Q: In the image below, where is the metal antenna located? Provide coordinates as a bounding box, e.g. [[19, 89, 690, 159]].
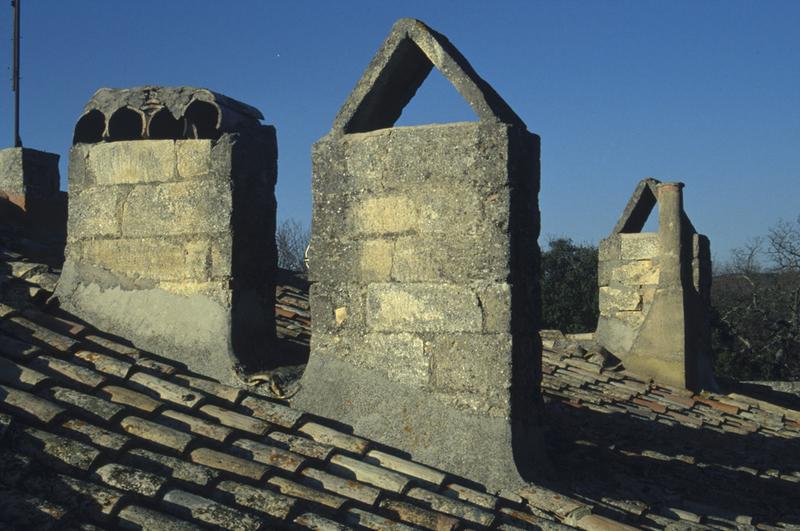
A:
[[12, 0, 21, 147]]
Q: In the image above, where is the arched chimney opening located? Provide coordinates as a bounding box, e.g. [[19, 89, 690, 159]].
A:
[[148, 108, 183, 140], [108, 107, 145, 141], [183, 100, 220, 139], [73, 109, 105, 144]]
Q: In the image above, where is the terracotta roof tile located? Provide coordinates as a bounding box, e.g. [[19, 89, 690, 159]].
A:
[[27, 355, 106, 389], [123, 447, 219, 487], [0, 316, 79, 352], [215, 479, 296, 520], [344, 507, 416, 530], [62, 417, 130, 451], [99, 385, 162, 413], [82, 334, 139, 358], [301, 466, 381, 505], [239, 394, 304, 428], [293, 512, 350, 531], [13, 425, 101, 472], [0, 356, 49, 389], [366, 449, 447, 487], [92, 462, 166, 497], [441, 482, 498, 510], [266, 475, 347, 509], [74, 349, 132, 378], [267, 429, 335, 461], [199, 403, 271, 435], [174, 373, 243, 403], [128, 371, 204, 408], [406, 486, 496, 526], [1, 384, 65, 423], [135, 356, 178, 376], [299, 421, 370, 454], [380, 499, 459, 531], [120, 415, 193, 452], [160, 408, 233, 442], [329, 453, 410, 493], [162, 489, 264, 531], [117, 504, 197, 530], [231, 437, 305, 472], [189, 447, 269, 481]]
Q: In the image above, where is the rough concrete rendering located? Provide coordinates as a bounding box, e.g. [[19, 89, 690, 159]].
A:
[[294, 18, 544, 490], [0, 147, 66, 240], [596, 178, 715, 390], [56, 87, 277, 384]]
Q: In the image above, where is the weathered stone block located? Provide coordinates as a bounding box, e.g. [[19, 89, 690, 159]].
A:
[[364, 332, 428, 386], [67, 186, 125, 240], [121, 180, 231, 237], [620, 233, 659, 260], [77, 237, 211, 282], [68, 145, 91, 190], [599, 286, 642, 311], [309, 283, 367, 334], [391, 232, 509, 283], [610, 259, 660, 286], [351, 195, 419, 235], [87, 140, 176, 185], [476, 283, 512, 333], [598, 235, 620, 261], [210, 238, 232, 279], [359, 240, 394, 282], [367, 283, 482, 333], [176, 140, 212, 179], [314, 330, 430, 388], [427, 333, 512, 412], [598, 259, 615, 287]]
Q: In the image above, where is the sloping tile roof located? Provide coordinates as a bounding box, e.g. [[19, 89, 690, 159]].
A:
[[540, 333, 800, 528], [0, 249, 607, 530], [2, 242, 799, 529]]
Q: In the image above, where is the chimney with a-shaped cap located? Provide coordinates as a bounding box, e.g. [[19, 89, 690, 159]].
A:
[[294, 18, 546, 490], [596, 179, 715, 391]]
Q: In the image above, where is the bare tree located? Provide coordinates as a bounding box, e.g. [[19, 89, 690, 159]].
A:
[[712, 220, 800, 380], [276, 218, 310, 272], [768, 216, 800, 272]]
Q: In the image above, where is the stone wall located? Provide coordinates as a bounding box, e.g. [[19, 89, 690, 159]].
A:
[[596, 179, 714, 390], [294, 19, 544, 490], [0, 147, 67, 244], [56, 87, 277, 384]]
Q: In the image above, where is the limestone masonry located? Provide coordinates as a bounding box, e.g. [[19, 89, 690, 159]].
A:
[[294, 18, 545, 490], [55, 87, 278, 384], [596, 178, 715, 390], [0, 147, 66, 242]]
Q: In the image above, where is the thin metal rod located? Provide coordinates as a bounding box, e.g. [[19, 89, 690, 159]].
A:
[[12, 0, 21, 147]]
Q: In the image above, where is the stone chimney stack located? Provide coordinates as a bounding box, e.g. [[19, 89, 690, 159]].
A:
[[56, 87, 277, 384], [294, 19, 545, 490], [596, 179, 714, 390], [0, 147, 66, 243]]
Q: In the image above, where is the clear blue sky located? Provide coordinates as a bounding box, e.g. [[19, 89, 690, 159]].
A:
[[0, 1, 797, 263]]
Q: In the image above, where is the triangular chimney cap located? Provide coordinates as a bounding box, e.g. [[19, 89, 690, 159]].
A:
[[612, 177, 697, 234], [331, 18, 524, 135]]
